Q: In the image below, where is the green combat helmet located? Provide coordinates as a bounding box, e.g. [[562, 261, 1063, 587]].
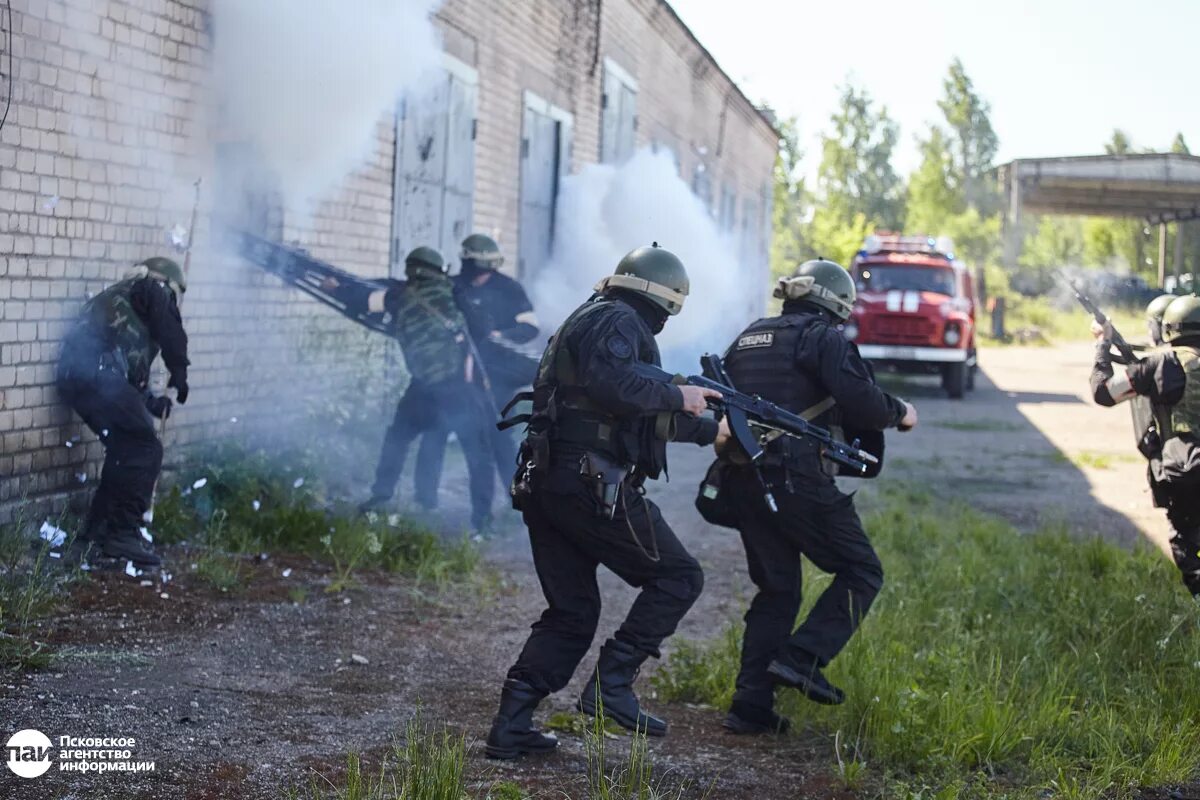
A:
[[460, 233, 504, 269], [594, 242, 689, 315], [126, 256, 186, 296], [405, 246, 447, 277], [774, 258, 856, 321], [1146, 293, 1176, 345], [1162, 294, 1200, 344]]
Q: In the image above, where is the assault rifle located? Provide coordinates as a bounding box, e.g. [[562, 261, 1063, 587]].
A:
[[639, 354, 878, 510], [1065, 278, 1139, 363]]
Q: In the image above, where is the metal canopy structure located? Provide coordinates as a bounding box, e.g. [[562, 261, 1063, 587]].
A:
[[999, 153, 1200, 285]]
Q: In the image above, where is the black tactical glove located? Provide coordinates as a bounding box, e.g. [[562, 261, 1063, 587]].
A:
[[168, 372, 189, 404], [146, 394, 173, 420]]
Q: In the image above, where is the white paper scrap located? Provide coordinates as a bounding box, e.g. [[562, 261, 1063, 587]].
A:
[[39, 521, 67, 548], [192, 478, 208, 490]]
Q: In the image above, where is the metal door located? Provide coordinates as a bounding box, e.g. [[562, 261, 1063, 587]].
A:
[[601, 65, 637, 164], [393, 64, 477, 272], [518, 106, 562, 280]]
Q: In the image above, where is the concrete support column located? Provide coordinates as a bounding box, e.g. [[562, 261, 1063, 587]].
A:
[[1158, 223, 1168, 288], [1002, 166, 1023, 269], [1175, 221, 1185, 288]]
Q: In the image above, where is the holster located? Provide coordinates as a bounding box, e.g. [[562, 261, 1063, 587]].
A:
[[579, 450, 630, 520], [510, 431, 549, 511]]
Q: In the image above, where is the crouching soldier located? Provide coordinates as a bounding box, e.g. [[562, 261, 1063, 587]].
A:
[[57, 257, 190, 569], [485, 244, 721, 759], [719, 259, 916, 733]]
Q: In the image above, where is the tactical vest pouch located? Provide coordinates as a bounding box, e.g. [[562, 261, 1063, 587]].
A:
[[579, 451, 629, 520], [1156, 435, 1200, 488], [695, 459, 739, 529]]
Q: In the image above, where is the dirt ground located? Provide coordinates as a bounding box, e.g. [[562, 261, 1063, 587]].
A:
[[0, 344, 1175, 799]]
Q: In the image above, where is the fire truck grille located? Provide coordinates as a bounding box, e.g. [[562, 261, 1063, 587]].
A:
[[872, 314, 935, 344]]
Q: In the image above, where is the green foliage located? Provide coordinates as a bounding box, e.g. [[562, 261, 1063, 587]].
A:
[[0, 510, 80, 671], [584, 701, 695, 800], [655, 486, 1200, 798], [283, 716, 467, 800], [771, 117, 808, 277], [938, 58, 1000, 215], [816, 83, 904, 232], [156, 444, 478, 591]]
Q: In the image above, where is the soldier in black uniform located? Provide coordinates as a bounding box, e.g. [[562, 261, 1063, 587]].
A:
[[56, 257, 191, 568], [414, 234, 539, 510], [484, 244, 722, 759], [1091, 294, 1200, 596], [718, 259, 917, 734]]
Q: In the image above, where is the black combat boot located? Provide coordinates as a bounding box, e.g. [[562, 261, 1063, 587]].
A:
[[767, 649, 844, 706], [358, 493, 392, 514], [577, 639, 667, 737], [722, 699, 792, 735], [101, 530, 161, 569], [485, 678, 558, 760]]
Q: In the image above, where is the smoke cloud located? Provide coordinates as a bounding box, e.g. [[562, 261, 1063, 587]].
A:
[[212, 0, 443, 209], [531, 149, 763, 371]]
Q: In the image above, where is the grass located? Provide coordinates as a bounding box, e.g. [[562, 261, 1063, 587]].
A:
[[155, 443, 479, 592], [284, 715, 470, 800], [0, 507, 83, 671], [652, 484, 1200, 799], [931, 420, 1026, 433], [983, 298, 1146, 348], [1052, 450, 1142, 470]]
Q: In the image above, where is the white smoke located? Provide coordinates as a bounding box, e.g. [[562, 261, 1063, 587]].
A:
[[532, 149, 762, 372], [212, 0, 444, 209]]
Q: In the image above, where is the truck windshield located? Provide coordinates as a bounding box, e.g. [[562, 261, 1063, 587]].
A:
[[857, 265, 956, 296]]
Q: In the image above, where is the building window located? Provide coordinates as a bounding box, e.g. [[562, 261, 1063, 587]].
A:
[[600, 58, 638, 165]]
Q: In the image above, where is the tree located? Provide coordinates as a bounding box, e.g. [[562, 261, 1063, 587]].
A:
[[1171, 133, 1190, 154], [937, 58, 999, 213], [770, 117, 808, 277], [1105, 129, 1133, 155], [815, 83, 904, 232], [905, 125, 963, 234]]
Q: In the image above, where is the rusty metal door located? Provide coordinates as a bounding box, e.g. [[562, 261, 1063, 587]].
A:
[[393, 64, 477, 273], [518, 106, 562, 280]]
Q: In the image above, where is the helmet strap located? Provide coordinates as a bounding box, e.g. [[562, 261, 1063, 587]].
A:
[[774, 275, 852, 318], [594, 274, 686, 315]]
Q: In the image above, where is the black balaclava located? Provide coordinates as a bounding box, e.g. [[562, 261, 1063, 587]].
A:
[[608, 288, 670, 335], [459, 258, 491, 283], [782, 298, 835, 321]]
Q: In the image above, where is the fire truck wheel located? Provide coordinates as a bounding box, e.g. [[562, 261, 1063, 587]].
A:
[[942, 362, 967, 400]]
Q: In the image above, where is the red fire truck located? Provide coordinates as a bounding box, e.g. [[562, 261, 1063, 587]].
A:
[[844, 234, 979, 399]]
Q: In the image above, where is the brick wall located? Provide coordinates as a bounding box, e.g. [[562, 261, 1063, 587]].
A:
[[0, 0, 777, 523]]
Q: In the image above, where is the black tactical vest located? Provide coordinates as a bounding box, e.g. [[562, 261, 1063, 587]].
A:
[[724, 313, 839, 477], [529, 297, 663, 474], [725, 314, 830, 419]]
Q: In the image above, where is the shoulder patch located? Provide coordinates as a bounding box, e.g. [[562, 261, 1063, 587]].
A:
[[606, 334, 634, 360], [736, 331, 775, 350]]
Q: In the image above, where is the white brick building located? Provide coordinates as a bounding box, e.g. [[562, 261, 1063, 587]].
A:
[[0, 0, 778, 522]]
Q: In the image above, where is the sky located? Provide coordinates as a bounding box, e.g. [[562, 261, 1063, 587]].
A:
[[668, 0, 1199, 180]]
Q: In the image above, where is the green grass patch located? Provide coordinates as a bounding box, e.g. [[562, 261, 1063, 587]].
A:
[[284, 715, 469, 800], [156, 444, 479, 591], [0, 509, 83, 671], [983, 298, 1146, 348], [931, 420, 1027, 433], [653, 485, 1200, 798], [1052, 450, 1142, 470]]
